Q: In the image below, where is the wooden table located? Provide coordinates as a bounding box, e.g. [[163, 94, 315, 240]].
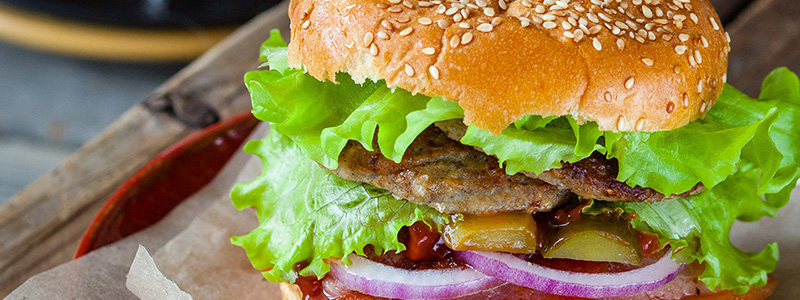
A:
[[0, 0, 798, 297]]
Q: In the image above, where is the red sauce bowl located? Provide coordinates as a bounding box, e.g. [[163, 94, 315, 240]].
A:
[[75, 112, 259, 258]]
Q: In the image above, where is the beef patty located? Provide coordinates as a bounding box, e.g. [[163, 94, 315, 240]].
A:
[[328, 122, 702, 215], [328, 127, 574, 215], [434, 120, 704, 204]]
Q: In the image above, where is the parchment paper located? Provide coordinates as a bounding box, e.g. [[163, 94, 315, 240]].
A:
[[4, 120, 800, 299]]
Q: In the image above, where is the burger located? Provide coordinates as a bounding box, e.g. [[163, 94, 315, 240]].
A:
[[231, 0, 800, 299]]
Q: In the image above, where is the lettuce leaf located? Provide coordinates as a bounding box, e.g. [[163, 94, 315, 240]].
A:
[[585, 164, 780, 294], [584, 68, 800, 293], [231, 131, 448, 283]]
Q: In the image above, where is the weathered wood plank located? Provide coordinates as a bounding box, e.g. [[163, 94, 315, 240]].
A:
[[0, 1, 289, 297], [726, 0, 800, 96]]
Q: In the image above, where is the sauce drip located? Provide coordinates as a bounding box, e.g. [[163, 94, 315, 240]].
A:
[[295, 276, 326, 300], [400, 221, 452, 261]]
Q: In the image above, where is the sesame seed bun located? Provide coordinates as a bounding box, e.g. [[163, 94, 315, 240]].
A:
[[286, 0, 730, 133]]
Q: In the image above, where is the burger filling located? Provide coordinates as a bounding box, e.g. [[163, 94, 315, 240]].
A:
[[231, 31, 800, 298]]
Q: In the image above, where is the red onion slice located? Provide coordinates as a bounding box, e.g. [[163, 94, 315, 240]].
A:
[[454, 250, 683, 298], [329, 254, 503, 300]]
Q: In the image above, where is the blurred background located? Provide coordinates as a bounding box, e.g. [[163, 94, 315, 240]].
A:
[[0, 0, 281, 203]]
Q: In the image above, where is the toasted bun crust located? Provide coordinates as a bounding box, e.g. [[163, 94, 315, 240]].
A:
[[287, 0, 729, 133]]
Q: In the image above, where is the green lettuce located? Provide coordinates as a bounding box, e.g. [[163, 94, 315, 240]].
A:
[[231, 131, 448, 282], [585, 68, 800, 293], [585, 164, 780, 294]]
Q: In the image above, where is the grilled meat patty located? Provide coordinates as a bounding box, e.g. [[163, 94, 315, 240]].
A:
[[434, 120, 704, 204], [328, 127, 574, 215]]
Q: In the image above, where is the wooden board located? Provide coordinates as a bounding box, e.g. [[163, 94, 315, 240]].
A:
[[725, 0, 800, 96], [0, 1, 289, 297], [2, 0, 800, 297]]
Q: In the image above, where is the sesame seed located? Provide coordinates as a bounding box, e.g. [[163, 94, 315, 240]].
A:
[[635, 118, 646, 131], [461, 32, 474, 44], [450, 35, 460, 47], [381, 20, 393, 30], [377, 31, 390, 40], [697, 80, 704, 93], [387, 6, 402, 13], [642, 6, 653, 18], [301, 20, 310, 29], [459, 22, 472, 28], [694, 50, 702, 64], [498, 0, 508, 10], [370, 43, 379, 56], [438, 19, 451, 29], [675, 45, 687, 55], [642, 57, 654, 66], [405, 64, 415, 76], [617, 38, 625, 50], [617, 115, 628, 131], [604, 91, 613, 102], [422, 47, 436, 55], [679, 33, 690, 42], [682, 93, 689, 108], [445, 7, 459, 15], [429, 65, 440, 79], [574, 29, 584, 41], [484, 7, 495, 17], [399, 27, 414, 36], [592, 38, 602, 51], [722, 73, 728, 83], [418, 17, 433, 25], [625, 77, 635, 89], [543, 21, 557, 29], [666, 101, 675, 113], [477, 23, 494, 32], [363, 32, 374, 47], [700, 101, 707, 113], [389, 0, 401, 4]]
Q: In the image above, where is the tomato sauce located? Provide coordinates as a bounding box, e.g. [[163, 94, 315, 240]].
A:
[[400, 221, 452, 262], [295, 276, 326, 300]]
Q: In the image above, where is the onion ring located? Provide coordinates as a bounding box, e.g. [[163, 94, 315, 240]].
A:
[[454, 250, 683, 298]]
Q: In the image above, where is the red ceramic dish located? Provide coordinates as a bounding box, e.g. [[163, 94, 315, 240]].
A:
[[75, 111, 260, 258]]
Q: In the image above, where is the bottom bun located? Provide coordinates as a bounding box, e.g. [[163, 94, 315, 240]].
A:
[[281, 264, 778, 300]]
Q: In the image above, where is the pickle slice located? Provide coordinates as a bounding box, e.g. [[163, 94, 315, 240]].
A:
[[542, 216, 642, 265], [442, 213, 537, 253]]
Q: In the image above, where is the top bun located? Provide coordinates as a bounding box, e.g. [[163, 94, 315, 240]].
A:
[[287, 0, 729, 133]]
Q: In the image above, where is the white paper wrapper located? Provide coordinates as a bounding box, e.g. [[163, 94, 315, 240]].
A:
[[5, 120, 800, 299], [127, 245, 193, 300]]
